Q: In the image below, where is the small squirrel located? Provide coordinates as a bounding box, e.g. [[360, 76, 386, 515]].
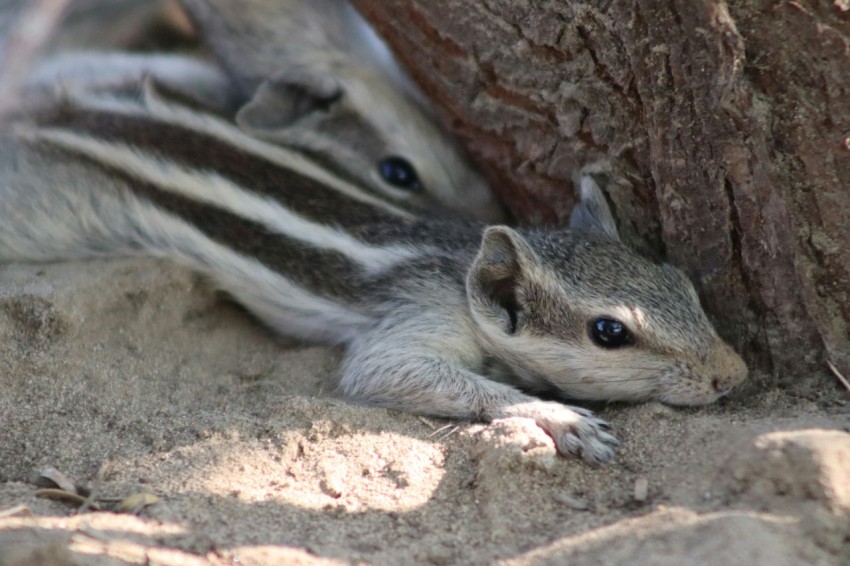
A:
[[0, 81, 748, 463], [178, 0, 506, 222], [21, 0, 504, 222]]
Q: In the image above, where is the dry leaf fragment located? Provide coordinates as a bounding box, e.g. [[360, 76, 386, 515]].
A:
[[35, 467, 79, 494], [553, 493, 590, 510], [0, 504, 32, 518], [35, 488, 100, 510], [116, 492, 160, 514]]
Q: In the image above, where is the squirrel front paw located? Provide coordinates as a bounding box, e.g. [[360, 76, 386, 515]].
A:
[[550, 406, 619, 465], [500, 401, 619, 464]]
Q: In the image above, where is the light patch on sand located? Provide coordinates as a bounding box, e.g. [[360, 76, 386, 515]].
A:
[[198, 431, 446, 513]]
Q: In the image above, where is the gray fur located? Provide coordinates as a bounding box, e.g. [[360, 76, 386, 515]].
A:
[[178, 0, 504, 222], [569, 175, 621, 241], [21, 0, 503, 222], [30, 0, 190, 54], [24, 52, 238, 114], [0, 1, 747, 463], [0, 93, 748, 463]]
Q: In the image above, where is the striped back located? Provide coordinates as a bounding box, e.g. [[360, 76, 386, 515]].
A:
[[2, 76, 483, 343]]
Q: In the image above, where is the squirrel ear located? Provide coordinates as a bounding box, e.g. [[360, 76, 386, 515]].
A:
[[467, 227, 539, 334], [235, 69, 343, 133], [568, 175, 621, 241]]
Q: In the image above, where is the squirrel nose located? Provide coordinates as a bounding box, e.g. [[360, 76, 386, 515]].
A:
[[708, 343, 748, 394], [711, 377, 733, 396]]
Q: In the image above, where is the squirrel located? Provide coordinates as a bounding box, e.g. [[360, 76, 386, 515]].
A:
[[0, 75, 748, 463], [18, 0, 504, 223]]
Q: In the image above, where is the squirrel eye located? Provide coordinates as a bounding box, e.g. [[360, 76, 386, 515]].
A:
[[589, 318, 633, 349], [377, 156, 423, 192]]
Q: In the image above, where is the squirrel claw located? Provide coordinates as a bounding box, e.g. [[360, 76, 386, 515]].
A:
[[555, 419, 619, 465], [502, 401, 620, 465], [548, 408, 619, 464]]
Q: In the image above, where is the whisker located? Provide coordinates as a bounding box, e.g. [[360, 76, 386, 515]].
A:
[[552, 375, 663, 386], [593, 376, 661, 383]]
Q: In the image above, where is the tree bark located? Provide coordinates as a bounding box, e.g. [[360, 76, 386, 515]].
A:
[[351, 0, 850, 393]]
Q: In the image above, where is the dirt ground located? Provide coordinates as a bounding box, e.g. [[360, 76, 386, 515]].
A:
[[1, 258, 848, 565]]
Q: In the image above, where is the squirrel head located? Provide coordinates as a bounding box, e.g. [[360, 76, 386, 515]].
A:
[[234, 64, 503, 223], [180, 0, 504, 223], [466, 176, 748, 406]]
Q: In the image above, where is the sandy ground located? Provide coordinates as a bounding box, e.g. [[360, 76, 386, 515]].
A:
[[0, 257, 848, 565]]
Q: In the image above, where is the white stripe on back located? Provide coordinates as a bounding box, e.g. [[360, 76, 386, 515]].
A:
[[27, 127, 422, 272], [70, 87, 416, 220], [122, 194, 376, 342]]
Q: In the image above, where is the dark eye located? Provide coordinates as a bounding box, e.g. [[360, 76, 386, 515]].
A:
[[377, 156, 423, 192], [589, 318, 633, 349]]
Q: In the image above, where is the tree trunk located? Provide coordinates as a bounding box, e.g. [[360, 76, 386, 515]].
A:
[[350, 0, 850, 394]]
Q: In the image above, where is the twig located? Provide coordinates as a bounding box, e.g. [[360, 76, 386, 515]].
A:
[[437, 425, 461, 440], [428, 423, 460, 440], [78, 460, 108, 513], [428, 423, 456, 437], [0, 0, 71, 124], [0, 503, 31, 518], [827, 360, 850, 396]]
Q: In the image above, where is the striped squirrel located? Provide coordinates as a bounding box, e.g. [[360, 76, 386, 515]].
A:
[[178, 0, 507, 221], [21, 0, 504, 221], [0, 80, 748, 463]]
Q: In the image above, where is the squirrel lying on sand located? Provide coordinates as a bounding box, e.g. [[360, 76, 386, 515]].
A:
[[0, 0, 747, 463]]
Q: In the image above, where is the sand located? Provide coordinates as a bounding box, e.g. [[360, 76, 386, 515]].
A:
[[1, 258, 848, 565]]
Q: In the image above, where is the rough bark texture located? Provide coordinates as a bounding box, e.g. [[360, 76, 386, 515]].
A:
[[351, 0, 850, 393]]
